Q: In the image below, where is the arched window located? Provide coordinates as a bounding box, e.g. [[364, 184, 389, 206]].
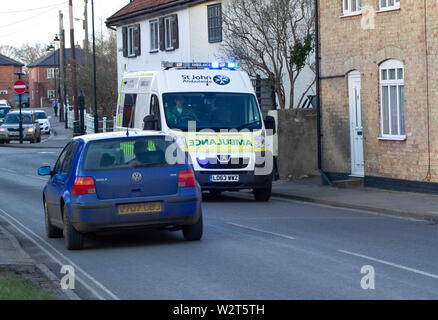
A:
[[379, 59, 405, 139]]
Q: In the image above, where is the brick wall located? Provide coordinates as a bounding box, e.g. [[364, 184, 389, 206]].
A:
[[0, 65, 23, 107], [28, 67, 50, 108], [319, 0, 438, 182]]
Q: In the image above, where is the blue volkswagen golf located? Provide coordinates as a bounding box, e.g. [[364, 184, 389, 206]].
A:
[[38, 132, 203, 250]]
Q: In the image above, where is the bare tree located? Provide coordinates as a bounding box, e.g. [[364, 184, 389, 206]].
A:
[[0, 44, 46, 65], [76, 30, 117, 118], [222, 0, 315, 109]]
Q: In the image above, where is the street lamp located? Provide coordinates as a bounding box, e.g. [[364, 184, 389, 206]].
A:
[[46, 42, 58, 117]]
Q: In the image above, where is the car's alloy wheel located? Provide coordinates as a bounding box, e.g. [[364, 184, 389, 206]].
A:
[[44, 200, 62, 238], [63, 204, 84, 250], [182, 211, 203, 241]]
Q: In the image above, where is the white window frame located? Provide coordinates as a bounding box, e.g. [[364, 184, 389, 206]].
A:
[[149, 20, 159, 52], [164, 16, 174, 51], [127, 25, 136, 57], [379, 59, 406, 140], [48, 90, 56, 99], [47, 68, 57, 79], [343, 0, 362, 16], [379, 0, 400, 12]]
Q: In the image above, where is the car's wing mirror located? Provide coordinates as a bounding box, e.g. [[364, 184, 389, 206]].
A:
[[143, 115, 159, 131], [38, 166, 52, 176], [264, 116, 276, 135]]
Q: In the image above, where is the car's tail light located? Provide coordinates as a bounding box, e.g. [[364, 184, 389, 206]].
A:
[[72, 177, 96, 195], [178, 169, 195, 188]]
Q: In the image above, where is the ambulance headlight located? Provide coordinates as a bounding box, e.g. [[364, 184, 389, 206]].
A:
[[254, 135, 265, 149]]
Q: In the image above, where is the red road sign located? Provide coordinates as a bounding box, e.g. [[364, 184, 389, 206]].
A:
[[14, 80, 26, 94]]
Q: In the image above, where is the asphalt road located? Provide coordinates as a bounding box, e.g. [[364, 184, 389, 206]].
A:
[[0, 146, 438, 299]]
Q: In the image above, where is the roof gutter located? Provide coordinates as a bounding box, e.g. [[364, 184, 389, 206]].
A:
[[106, 0, 208, 27]]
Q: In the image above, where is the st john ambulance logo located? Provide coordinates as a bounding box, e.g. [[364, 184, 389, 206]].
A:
[[213, 75, 231, 86]]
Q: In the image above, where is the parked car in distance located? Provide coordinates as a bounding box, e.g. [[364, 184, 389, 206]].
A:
[[38, 132, 203, 250], [0, 110, 41, 144], [0, 105, 11, 125], [0, 99, 10, 107], [32, 109, 51, 134]]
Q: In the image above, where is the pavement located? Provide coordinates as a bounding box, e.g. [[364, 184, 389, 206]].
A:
[[0, 223, 79, 300], [272, 177, 438, 222]]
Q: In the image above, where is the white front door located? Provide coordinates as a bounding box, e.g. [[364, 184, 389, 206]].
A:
[[348, 71, 364, 177]]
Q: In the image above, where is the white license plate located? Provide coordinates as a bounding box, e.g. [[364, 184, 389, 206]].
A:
[[210, 175, 239, 182], [9, 132, 19, 136]]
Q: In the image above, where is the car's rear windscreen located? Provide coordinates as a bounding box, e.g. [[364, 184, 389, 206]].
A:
[[82, 136, 185, 171]]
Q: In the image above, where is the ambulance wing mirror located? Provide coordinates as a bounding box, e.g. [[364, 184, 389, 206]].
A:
[[143, 115, 159, 131], [264, 116, 276, 135]]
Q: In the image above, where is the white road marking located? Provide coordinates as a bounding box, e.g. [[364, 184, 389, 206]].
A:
[[2, 168, 17, 174], [25, 174, 47, 181], [226, 222, 296, 240], [38, 152, 56, 154], [339, 250, 438, 280], [0, 208, 120, 300]]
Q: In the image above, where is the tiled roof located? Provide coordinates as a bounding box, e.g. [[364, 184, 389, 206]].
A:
[[106, 0, 195, 26], [27, 48, 85, 68], [0, 53, 24, 67]]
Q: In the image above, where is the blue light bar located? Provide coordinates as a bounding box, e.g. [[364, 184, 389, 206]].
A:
[[227, 62, 238, 69], [162, 61, 239, 70]]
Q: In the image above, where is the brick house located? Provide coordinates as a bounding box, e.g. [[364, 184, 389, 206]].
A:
[[27, 48, 84, 108], [318, 0, 438, 193], [0, 53, 24, 107]]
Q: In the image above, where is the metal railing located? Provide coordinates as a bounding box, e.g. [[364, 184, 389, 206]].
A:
[[66, 105, 114, 134]]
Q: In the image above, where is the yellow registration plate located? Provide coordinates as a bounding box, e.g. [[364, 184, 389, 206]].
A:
[[118, 202, 162, 215]]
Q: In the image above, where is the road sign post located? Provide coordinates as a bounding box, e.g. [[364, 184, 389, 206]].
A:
[[13, 78, 26, 144]]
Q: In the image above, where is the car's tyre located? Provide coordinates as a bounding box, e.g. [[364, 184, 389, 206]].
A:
[[5, 140, 9, 144], [253, 185, 272, 202], [63, 204, 84, 250], [44, 200, 62, 238], [182, 211, 203, 241]]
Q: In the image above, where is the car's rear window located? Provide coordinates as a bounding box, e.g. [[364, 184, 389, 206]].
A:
[[35, 112, 48, 119], [82, 136, 185, 171]]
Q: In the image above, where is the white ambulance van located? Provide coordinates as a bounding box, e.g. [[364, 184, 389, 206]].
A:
[[115, 62, 276, 201]]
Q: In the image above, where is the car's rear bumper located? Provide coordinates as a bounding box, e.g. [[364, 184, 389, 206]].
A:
[[0, 133, 36, 141], [69, 193, 201, 233], [195, 170, 273, 191]]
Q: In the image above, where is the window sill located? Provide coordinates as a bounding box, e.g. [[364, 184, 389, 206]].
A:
[[378, 136, 406, 141], [340, 12, 362, 18], [149, 50, 159, 54], [376, 7, 400, 13]]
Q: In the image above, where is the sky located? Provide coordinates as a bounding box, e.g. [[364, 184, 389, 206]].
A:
[[0, 0, 129, 48]]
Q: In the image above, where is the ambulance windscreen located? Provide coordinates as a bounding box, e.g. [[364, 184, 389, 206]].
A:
[[162, 92, 262, 132]]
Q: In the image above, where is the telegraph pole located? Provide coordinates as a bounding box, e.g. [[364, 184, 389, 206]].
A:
[[59, 11, 66, 124], [84, 0, 89, 64], [92, 0, 98, 133], [69, 0, 79, 124]]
